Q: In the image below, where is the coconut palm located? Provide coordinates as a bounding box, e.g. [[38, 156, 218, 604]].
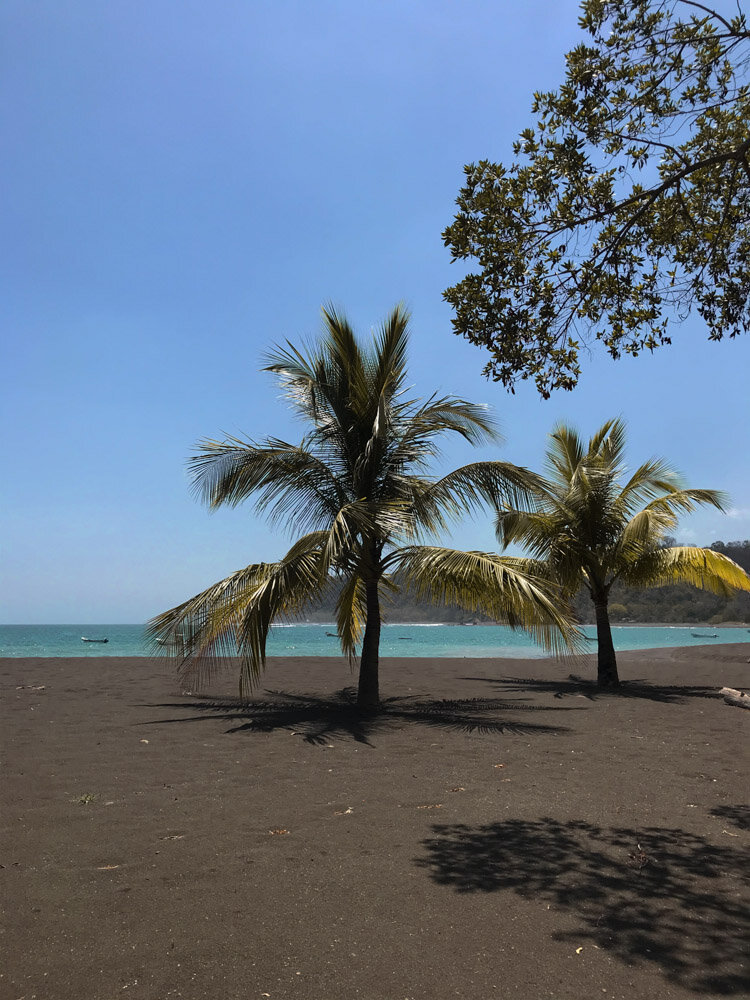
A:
[[495, 418, 750, 687], [147, 305, 580, 708]]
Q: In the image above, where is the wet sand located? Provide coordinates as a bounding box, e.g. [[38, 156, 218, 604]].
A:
[[2, 645, 749, 999]]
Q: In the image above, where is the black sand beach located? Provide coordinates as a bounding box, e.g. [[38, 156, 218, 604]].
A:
[[2, 646, 749, 999]]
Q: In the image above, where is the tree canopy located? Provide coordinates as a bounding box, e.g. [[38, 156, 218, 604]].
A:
[[444, 0, 750, 397]]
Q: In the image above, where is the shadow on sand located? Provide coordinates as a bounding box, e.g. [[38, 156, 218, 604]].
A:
[[463, 674, 724, 704], [142, 688, 580, 746], [417, 816, 749, 994], [710, 804, 750, 832]]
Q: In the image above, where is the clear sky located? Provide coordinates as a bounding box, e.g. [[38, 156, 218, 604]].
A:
[[2, 0, 749, 623]]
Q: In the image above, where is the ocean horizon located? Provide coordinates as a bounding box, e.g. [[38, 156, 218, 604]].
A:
[[1, 622, 748, 659]]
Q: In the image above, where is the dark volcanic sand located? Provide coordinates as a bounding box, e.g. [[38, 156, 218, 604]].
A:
[[2, 647, 749, 1000]]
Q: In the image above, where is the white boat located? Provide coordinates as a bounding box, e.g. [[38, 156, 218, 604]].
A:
[[81, 636, 109, 643]]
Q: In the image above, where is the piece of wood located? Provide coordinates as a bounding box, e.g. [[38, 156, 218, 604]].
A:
[[720, 687, 750, 709]]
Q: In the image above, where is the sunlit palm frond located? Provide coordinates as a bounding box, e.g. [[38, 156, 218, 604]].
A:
[[262, 339, 328, 424], [372, 303, 410, 401], [321, 500, 412, 569], [641, 488, 729, 520], [233, 536, 330, 694], [495, 508, 561, 555], [189, 437, 345, 533], [619, 546, 750, 596], [334, 573, 367, 662], [613, 507, 680, 561], [590, 417, 626, 467], [320, 304, 370, 422], [545, 423, 585, 486], [146, 562, 277, 688], [429, 461, 545, 524], [387, 396, 499, 472], [147, 535, 331, 697], [611, 458, 685, 519], [393, 545, 582, 655]]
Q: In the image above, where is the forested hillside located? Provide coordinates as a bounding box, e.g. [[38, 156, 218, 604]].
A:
[[301, 541, 750, 625]]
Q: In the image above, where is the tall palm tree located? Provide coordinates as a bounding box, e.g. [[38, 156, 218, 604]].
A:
[[147, 306, 579, 708], [495, 418, 750, 687]]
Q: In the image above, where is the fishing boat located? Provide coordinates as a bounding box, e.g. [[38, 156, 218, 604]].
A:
[[691, 632, 718, 639], [81, 636, 109, 643]]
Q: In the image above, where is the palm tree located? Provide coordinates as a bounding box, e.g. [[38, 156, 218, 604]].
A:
[[495, 418, 750, 688], [147, 306, 579, 708]]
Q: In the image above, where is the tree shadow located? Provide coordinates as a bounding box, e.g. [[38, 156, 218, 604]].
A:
[[463, 674, 722, 704], [417, 817, 749, 994], [141, 687, 578, 746], [711, 805, 750, 832]]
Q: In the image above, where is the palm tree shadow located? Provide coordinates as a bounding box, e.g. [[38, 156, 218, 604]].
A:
[[710, 804, 750, 831], [417, 817, 749, 995], [463, 674, 722, 704], [141, 687, 577, 746]]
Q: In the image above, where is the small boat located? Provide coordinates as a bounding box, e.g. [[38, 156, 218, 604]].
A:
[[691, 632, 718, 639], [81, 636, 109, 643]]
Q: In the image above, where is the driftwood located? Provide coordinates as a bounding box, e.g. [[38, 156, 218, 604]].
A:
[[720, 687, 750, 710]]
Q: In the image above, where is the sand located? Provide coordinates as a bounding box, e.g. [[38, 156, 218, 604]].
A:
[[2, 646, 749, 1000]]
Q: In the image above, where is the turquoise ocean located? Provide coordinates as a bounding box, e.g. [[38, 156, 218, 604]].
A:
[[1, 623, 748, 659]]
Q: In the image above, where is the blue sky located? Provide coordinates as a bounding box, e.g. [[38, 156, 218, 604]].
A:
[[2, 0, 748, 623]]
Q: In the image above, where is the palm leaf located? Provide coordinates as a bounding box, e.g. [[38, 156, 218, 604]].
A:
[[147, 535, 330, 697], [619, 546, 750, 596], [334, 573, 367, 662], [393, 545, 582, 655]]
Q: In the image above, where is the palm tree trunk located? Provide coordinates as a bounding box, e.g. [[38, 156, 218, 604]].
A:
[[357, 578, 381, 710], [593, 596, 619, 687]]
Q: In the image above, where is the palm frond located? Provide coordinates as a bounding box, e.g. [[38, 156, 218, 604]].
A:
[[612, 458, 685, 519], [393, 545, 582, 655], [334, 573, 367, 662], [372, 303, 410, 402], [642, 488, 729, 519], [147, 535, 330, 697], [233, 538, 330, 694], [429, 461, 545, 523], [496, 508, 559, 554], [146, 562, 276, 688], [590, 417, 626, 466], [389, 396, 500, 466], [619, 546, 750, 596], [189, 437, 346, 533], [545, 423, 585, 486]]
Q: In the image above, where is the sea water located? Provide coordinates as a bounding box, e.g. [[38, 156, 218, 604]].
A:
[[0, 623, 747, 658]]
